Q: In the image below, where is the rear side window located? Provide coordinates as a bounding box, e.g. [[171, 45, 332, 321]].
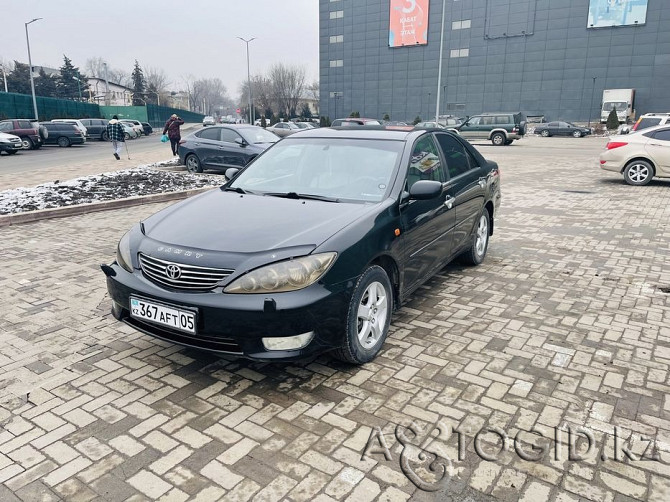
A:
[[196, 128, 220, 141], [652, 129, 670, 142], [636, 118, 662, 130], [495, 116, 511, 125], [18, 121, 32, 129], [482, 116, 495, 125], [436, 134, 472, 178]]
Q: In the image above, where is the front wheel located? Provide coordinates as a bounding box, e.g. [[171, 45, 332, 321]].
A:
[[461, 209, 490, 266], [623, 160, 654, 186], [57, 137, 70, 148], [491, 133, 505, 146], [185, 154, 203, 173], [334, 265, 393, 365], [540, 130, 550, 137], [124, 132, 130, 140], [572, 130, 582, 138]]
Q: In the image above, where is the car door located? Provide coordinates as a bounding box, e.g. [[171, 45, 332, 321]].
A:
[[400, 134, 457, 292], [192, 127, 222, 167], [458, 116, 482, 140], [436, 133, 487, 253], [219, 128, 250, 167], [645, 128, 670, 174]]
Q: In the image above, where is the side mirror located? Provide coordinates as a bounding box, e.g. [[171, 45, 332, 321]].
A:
[[408, 180, 442, 200], [235, 137, 247, 147], [225, 168, 240, 180]]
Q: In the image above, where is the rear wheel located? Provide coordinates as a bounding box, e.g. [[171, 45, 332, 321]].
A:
[[21, 137, 34, 150], [572, 130, 582, 138], [57, 137, 70, 148], [185, 154, 203, 173], [491, 133, 505, 146], [334, 265, 393, 365], [540, 129, 550, 137], [461, 209, 490, 266], [124, 132, 130, 140], [623, 160, 654, 186]]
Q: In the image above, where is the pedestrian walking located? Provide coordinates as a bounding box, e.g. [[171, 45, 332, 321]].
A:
[[106, 115, 125, 160], [163, 114, 185, 156]]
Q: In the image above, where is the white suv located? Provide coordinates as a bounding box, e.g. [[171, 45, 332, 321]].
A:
[[631, 113, 670, 132]]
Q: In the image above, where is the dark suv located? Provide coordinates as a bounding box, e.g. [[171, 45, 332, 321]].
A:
[[453, 112, 527, 145], [42, 123, 86, 147], [80, 119, 110, 141], [0, 119, 42, 149]]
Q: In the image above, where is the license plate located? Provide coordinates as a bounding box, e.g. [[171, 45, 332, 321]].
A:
[[130, 297, 196, 334]]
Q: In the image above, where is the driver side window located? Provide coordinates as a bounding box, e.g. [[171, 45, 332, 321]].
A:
[[407, 135, 445, 191]]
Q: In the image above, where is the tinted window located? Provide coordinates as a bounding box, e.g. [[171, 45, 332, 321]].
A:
[[547, 122, 558, 127], [407, 135, 445, 189], [495, 116, 511, 125], [18, 121, 32, 129], [636, 118, 662, 130], [652, 129, 670, 142], [482, 116, 495, 126], [196, 128, 220, 141], [436, 134, 472, 178], [220, 129, 241, 143]]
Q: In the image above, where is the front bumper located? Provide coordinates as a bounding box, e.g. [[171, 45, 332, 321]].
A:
[[0, 143, 21, 152], [103, 262, 353, 361]]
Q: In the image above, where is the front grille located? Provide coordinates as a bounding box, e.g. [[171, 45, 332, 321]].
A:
[[139, 253, 233, 291]]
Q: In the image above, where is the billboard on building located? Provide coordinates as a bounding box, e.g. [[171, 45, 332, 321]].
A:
[[389, 0, 429, 47], [587, 0, 648, 28]]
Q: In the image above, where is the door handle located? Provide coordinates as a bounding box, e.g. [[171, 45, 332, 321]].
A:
[[444, 196, 454, 209]]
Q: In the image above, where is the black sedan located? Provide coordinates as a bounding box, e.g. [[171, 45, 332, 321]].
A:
[[534, 121, 591, 138], [178, 125, 279, 173], [102, 127, 501, 363]]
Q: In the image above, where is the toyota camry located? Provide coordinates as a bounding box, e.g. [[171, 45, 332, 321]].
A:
[[102, 127, 501, 364]]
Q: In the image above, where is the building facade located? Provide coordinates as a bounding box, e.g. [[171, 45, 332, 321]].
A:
[[319, 0, 669, 123]]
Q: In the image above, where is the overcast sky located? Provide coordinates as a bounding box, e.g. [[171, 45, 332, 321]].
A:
[[1, 0, 319, 99]]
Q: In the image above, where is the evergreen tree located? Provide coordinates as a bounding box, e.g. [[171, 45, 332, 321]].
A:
[[413, 115, 422, 125], [57, 55, 83, 99], [6, 61, 32, 95], [34, 68, 58, 98], [131, 60, 146, 106], [606, 108, 619, 130], [300, 103, 312, 119], [383, 113, 390, 121]]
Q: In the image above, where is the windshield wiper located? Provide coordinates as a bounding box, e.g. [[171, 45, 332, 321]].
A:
[[222, 186, 253, 194], [264, 192, 340, 203]]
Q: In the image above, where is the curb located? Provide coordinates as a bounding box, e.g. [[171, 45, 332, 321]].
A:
[[0, 186, 216, 228]]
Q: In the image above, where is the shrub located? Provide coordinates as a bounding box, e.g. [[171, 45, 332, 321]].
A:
[[606, 109, 619, 130], [413, 115, 422, 125]]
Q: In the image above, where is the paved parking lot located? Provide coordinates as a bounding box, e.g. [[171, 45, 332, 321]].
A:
[[1, 136, 669, 501]]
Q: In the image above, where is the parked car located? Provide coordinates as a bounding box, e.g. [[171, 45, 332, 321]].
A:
[[178, 125, 280, 173], [42, 122, 86, 147], [0, 119, 43, 149], [121, 123, 140, 140], [383, 121, 410, 126], [415, 121, 444, 129], [203, 116, 216, 127], [331, 118, 382, 127], [102, 127, 500, 363], [534, 121, 591, 138], [631, 113, 670, 133], [141, 122, 153, 135], [600, 124, 670, 186], [452, 112, 527, 145], [120, 120, 144, 137], [51, 119, 88, 138], [265, 121, 301, 137], [79, 119, 110, 141], [0, 132, 23, 155]]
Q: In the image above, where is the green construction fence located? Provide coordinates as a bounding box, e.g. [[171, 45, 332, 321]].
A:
[[0, 92, 100, 121]]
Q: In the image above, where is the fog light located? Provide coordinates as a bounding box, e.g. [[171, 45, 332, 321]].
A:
[[262, 332, 314, 351]]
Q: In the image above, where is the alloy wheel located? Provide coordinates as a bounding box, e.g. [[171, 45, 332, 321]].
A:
[[356, 281, 389, 349], [627, 164, 650, 183], [475, 214, 489, 257]]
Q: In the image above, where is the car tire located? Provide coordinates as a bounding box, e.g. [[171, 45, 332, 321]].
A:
[[461, 209, 490, 266], [491, 133, 505, 146], [334, 265, 393, 365], [572, 130, 582, 138], [623, 160, 654, 186], [21, 137, 34, 150], [124, 132, 130, 140], [185, 154, 203, 173], [57, 137, 70, 148], [540, 130, 550, 137], [102, 131, 109, 141]]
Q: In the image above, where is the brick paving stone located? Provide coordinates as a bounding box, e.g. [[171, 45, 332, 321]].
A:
[[2, 137, 670, 501]]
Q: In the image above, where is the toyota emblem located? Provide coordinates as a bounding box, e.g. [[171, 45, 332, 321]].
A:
[[165, 264, 182, 279]]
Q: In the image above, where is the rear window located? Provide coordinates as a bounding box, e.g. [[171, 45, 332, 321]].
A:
[[635, 118, 662, 131]]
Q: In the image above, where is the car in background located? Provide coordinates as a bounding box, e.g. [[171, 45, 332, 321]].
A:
[[452, 112, 526, 145], [79, 119, 109, 141], [415, 121, 444, 129], [0, 132, 23, 155], [331, 118, 382, 127], [0, 119, 42, 149], [383, 120, 409, 126], [534, 121, 591, 138], [600, 124, 670, 186], [203, 116, 216, 127], [120, 120, 144, 137], [295, 122, 316, 130], [265, 121, 301, 137], [631, 113, 670, 133], [103, 127, 500, 363], [178, 125, 279, 173], [141, 122, 153, 135], [42, 122, 86, 147], [51, 119, 88, 138], [121, 123, 140, 140]]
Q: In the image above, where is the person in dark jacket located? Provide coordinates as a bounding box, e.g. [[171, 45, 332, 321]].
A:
[[163, 114, 185, 156], [106, 115, 125, 160]]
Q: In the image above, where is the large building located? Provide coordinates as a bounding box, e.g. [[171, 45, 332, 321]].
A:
[[319, 0, 669, 123]]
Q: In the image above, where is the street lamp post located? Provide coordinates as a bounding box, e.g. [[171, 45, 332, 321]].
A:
[[237, 37, 256, 124], [1, 62, 8, 92], [73, 75, 82, 101], [25, 17, 42, 121], [434, 0, 447, 124], [588, 76, 597, 129]]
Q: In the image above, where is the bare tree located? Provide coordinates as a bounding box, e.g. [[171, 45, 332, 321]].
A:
[[85, 57, 131, 87], [305, 81, 319, 102], [268, 63, 306, 117], [192, 78, 233, 115], [144, 66, 170, 105], [239, 75, 274, 118]]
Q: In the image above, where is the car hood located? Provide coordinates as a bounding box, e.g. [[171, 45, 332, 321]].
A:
[[0, 132, 21, 141], [141, 189, 378, 254]]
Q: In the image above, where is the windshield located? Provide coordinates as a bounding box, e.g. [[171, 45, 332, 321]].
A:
[[240, 128, 280, 144], [230, 138, 404, 202], [603, 101, 627, 111]]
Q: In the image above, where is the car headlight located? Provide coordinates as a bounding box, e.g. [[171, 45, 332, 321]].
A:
[[116, 231, 133, 272], [224, 253, 337, 294]]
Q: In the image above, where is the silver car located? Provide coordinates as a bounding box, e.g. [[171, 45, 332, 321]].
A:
[[266, 122, 301, 137]]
